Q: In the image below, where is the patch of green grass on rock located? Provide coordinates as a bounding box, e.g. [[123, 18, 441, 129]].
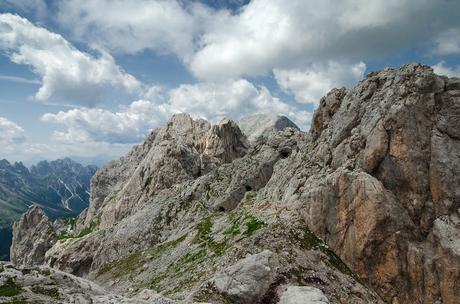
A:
[[0, 277, 22, 297], [31, 286, 60, 299], [97, 233, 188, 278], [291, 226, 356, 278]]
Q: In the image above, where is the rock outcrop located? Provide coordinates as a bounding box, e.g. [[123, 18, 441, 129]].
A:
[[263, 64, 460, 304], [213, 250, 276, 303], [10, 64, 460, 304], [10, 205, 56, 266], [0, 262, 186, 303]]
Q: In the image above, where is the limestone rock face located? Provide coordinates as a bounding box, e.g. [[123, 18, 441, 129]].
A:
[[278, 286, 329, 304], [264, 64, 460, 304], [239, 113, 300, 143], [213, 250, 275, 303], [10, 64, 460, 304], [83, 113, 248, 229], [10, 205, 56, 266]]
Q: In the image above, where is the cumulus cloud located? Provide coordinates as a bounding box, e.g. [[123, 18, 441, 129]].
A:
[[0, 13, 141, 106], [274, 61, 366, 105], [56, 0, 208, 61], [41, 79, 311, 144], [0, 117, 26, 144], [432, 61, 460, 78], [41, 100, 169, 144], [54, 0, 460, 81], [168, 79, 310, 125]]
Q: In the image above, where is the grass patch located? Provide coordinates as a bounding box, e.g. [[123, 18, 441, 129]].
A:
[[31, 286, 60, 299], [243, 214, 267, 237], [0, 277, 22, 297], [97, 234, 188, 277], [291, 226, 355, 278]]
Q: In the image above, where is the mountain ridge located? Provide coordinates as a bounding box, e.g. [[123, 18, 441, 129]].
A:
[[7, 64, 460, 304], [0, 157, 97, 260]]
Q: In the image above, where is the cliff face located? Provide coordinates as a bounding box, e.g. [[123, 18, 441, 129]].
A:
[[264, 64, 460, 303], [10, 64, 460, 304]]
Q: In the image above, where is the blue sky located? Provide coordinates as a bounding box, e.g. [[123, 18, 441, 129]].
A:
[[0, 0, 459, 165]]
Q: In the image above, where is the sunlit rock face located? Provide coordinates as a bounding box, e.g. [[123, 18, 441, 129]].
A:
[[10, 64, 460, 304]]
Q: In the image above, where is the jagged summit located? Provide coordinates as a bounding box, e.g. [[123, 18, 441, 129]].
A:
[[7, 64, 460, 304]]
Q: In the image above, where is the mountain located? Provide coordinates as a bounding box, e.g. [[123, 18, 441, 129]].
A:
[[7, 64, 460, 304], [0, 158, 97, 260]]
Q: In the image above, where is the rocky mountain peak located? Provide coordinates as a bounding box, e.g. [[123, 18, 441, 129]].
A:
[[8, 64, 460, 304]]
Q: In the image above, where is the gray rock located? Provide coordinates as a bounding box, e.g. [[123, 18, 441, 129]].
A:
[[278, 286, 329, 304], [0, 262, 182, 304], [11, 64, 460, 304], [10, 205, 56, 266], [213, 250, 275, 303]]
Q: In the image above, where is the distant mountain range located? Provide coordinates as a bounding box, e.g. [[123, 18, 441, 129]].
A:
[[0, 158, 97, 260]]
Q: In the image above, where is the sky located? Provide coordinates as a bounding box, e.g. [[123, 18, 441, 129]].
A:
[[0, 0, 460, 165]]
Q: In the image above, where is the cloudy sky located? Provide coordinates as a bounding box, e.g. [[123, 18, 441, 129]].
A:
[[1, 0, 460, 164]]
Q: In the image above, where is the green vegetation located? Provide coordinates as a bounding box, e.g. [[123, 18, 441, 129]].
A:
[[39, 268, 51, 277], [0, 278, 22, 297], [291, 226, 355, 278], [97, 233, 188, 277], [77, 224, 93, 238], [31, 286, 60, 299], [243, 214, 267, 237]]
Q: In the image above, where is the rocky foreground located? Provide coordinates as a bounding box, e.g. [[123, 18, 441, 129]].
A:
[[6, 64, 460, 304]]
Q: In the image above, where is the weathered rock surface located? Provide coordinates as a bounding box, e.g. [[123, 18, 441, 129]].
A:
[[239, 113, 300, 143], [10, 64, 460, 304], [0, 262, 184, 303], [263, 64, 460, 304], [10, 206, 56, 266], [213, 250, 275, 303], [278, 286, 329, 304], [82, 114, 248, 230]]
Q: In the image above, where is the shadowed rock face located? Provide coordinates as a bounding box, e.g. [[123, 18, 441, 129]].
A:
[[10, 64, 460, 304]]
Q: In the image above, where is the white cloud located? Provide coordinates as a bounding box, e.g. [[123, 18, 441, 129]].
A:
[[0, 13, 141, 106], [55, 0, 460, 82], [0, 117, 26, 145], [41, 100, 169, 144], [168, 79, 310, 125], [41, 79, 312, 144], [274, 61, 366, 105], [433, 28, 460, 55], [190, 0, 460, 80], [56, 0, 208, 61], [432, 61, 460, 78]]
